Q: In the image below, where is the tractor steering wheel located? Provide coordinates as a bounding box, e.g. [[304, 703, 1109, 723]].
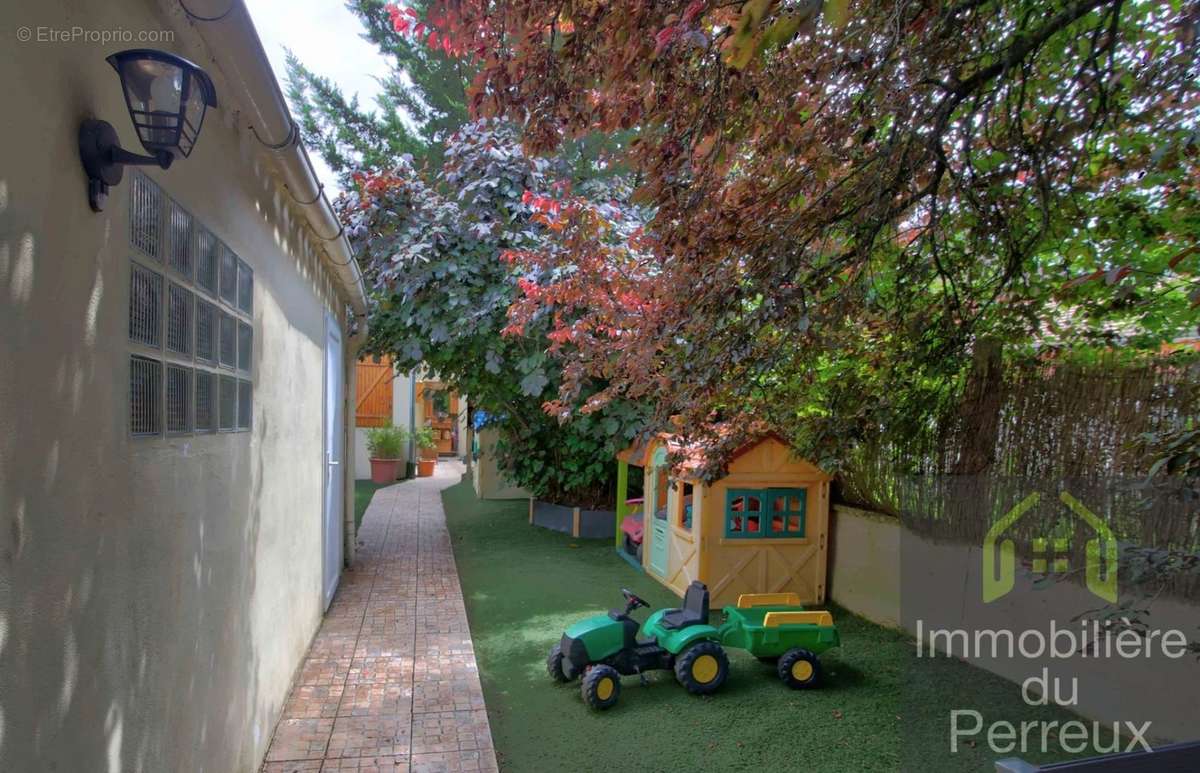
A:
[[621, 588, 649, 612]]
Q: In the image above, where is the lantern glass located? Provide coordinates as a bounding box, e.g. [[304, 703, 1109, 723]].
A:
[[180, 78, 208, 156], [107, 50, 217, 160]]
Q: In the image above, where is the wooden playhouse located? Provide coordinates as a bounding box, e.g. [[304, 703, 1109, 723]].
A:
[[615, 433, 832, 608]]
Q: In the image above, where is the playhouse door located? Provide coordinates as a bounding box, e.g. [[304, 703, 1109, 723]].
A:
[[648, 471, 669, 577], [662, 483, 701, 594], [649, 511, 669, 577]]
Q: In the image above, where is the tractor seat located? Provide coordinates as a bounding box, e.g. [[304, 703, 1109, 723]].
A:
[[659, 581, 710, 630]]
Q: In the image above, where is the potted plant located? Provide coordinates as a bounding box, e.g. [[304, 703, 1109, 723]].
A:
[[417, 423, 440, 460], [414, 426, 438, 476], [366, 424, 407, 484], [431, 388, 451, 419]]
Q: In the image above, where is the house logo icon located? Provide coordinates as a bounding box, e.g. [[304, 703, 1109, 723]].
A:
[[983, 492, 1118, 604]]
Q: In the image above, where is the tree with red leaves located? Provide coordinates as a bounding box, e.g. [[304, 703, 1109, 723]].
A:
[[343, 121, 649, 504], [416, 0, 1199, 471]]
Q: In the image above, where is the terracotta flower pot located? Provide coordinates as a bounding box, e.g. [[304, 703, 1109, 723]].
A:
[[370, 458, 402, 484], [417, 458, 436, 477]]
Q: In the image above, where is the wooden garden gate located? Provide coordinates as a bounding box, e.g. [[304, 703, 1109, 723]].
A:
[[355, 357, 394, 427]]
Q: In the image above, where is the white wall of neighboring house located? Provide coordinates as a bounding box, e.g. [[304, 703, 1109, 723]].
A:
[[354, 367, 416, 480], [353, 368, 480, 480], [0, 1, 360, 769]]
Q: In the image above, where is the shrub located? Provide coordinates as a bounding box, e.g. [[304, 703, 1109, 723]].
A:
[[414, 425, 438, 450], [366, 425, 407, 459]]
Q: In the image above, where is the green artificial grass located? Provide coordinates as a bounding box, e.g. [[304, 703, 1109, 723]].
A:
[[354, 480, 387, 529], [441, 479, 1092, 772]]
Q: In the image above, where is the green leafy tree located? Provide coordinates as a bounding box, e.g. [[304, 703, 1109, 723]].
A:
[[419, 0, 1200, 472], [284, 0, 470, 179], [341, 121, 648, 505]]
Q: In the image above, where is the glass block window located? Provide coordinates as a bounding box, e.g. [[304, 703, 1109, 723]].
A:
[[219, 244, 238, 305], [167, 201, 193, 278], [130, 356, 162, 436], [195, 370, 216, 432], [219, 375, 237, 431], [130, 173, 163, 260], [127, 181, 256, 438], [237, 380, 252, 430], [166, 364, 192, 433], [219, 311, 236, 368], [237, 259, 253, 313], [237, 321, 252, 371], [196, 228, 218, 295], [196, 299, 216, 362], [167, 284, 193, 356], [129, 263, 162, 348]]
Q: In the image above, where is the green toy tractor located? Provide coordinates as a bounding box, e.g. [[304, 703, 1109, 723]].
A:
[[547, 581, 729, 709]]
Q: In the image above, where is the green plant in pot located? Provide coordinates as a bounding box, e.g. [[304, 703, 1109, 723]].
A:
[[431, 389, 451, 419], [415, 425, 438, 476], [366, 424, 408, 484]]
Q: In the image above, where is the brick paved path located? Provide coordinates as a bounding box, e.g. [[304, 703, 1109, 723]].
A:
[[263, 461, 497, 773]]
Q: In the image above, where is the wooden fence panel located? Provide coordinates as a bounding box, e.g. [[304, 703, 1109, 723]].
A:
[[356, 358, 393, 427]]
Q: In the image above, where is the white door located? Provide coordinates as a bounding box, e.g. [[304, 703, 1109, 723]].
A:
[[323, 315, 344, 609]]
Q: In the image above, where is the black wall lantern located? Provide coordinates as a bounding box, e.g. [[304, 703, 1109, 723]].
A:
[[79, 49, 217, 212]]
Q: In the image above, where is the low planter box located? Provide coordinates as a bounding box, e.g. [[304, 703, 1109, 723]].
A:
[[529, 499, 615, 539]]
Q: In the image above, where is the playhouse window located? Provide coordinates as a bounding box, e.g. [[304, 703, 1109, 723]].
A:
[[652, 466, 669, 521], [675, 482, 694, 530], [725, 491, 763, 536], [725, 488, 806, 538], [769, 489, 807, 536]]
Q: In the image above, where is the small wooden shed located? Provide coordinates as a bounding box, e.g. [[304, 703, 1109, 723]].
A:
[[616, 433, 832, 608]]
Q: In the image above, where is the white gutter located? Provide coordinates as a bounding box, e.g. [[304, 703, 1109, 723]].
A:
[[177, 0, 369, 323]]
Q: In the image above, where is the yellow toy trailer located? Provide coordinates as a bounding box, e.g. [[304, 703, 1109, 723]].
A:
[[615, 432, 832, 608]]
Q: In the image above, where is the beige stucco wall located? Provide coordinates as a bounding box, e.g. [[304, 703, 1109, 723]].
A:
[[472, 427, 530, 500], [0, 2, 345, 770], [829, 505, 902, 628], [828, 505, 1198, 742], [901, 529, 1199, 743]]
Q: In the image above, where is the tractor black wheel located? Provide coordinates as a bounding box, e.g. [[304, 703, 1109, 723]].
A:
[[547, 642, 571, 683], [674, 640, 729, 695], [581, 665, 621, 710], [778, 648, 821, 689]]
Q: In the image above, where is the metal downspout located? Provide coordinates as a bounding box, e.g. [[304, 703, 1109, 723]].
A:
[[342, 325, 368, 564]]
